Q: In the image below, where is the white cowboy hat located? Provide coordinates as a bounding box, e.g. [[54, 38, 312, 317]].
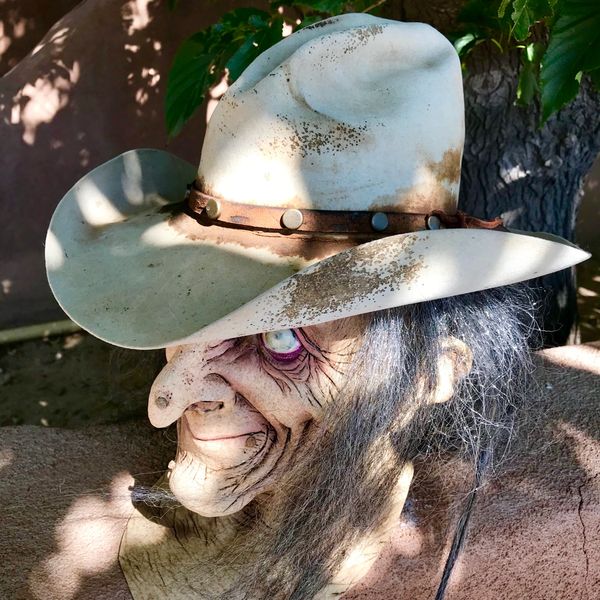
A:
[[45, 14, 589, 350]]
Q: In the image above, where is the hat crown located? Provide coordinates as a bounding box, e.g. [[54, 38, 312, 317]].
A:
[[198, 14, 464, 214]]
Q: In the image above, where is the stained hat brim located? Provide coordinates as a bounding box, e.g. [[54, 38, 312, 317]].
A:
[[46, 149, 309, 349], [46, 150, 590, 350]]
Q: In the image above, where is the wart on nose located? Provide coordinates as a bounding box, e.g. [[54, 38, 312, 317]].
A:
[[188, 401, 224, 413]]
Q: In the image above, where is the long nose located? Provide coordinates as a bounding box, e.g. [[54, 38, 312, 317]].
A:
[[147, 346, 235, 428]]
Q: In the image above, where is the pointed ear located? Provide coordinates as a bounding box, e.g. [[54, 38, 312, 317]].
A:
[[430, 337, 473, 404]]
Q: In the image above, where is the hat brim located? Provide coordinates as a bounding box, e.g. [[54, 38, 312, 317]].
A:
[[46, 150, 590, 350]]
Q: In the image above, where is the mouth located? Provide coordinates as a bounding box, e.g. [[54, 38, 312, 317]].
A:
[[192, 430, 266, 449], [193, 432, 263, 442], [180, 415, 271, 456], [171, 412, 295, 515]]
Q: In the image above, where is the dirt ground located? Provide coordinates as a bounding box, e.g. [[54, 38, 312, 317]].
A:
[[0, 333, 163, 427]]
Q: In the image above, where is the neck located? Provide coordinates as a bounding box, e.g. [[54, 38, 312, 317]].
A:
[[119, 464, 414, 600]]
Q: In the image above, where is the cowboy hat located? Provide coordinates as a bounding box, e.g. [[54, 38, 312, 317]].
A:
[[45, 14, 589, 350]]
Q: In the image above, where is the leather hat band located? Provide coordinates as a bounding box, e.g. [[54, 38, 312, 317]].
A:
[[185, 180, 505, 236]]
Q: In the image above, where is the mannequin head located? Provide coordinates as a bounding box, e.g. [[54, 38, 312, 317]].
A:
[[143, 284, 537, 599]]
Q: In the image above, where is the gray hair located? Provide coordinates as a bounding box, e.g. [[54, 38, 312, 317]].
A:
[[226, 284, 539, 599], [134, 284, 539, 599]]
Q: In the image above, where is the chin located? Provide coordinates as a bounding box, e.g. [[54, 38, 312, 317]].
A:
[[168, 419, 294, 517], [167, 452, 255, 517]]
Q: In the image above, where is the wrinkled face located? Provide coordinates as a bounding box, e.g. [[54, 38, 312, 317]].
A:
[[148, 318, 365, 516]]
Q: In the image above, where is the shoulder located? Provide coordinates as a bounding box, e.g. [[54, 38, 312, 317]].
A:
[[453, 344, 600, 599], [347, 344, 600, 600], [0, 421, 173, 599]]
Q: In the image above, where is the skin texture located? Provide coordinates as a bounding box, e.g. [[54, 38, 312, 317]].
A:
[[1, 344, 599, 599], [148, 316, 470, 520], [119, 315, 476, 599], [149, 319, 366, 517]]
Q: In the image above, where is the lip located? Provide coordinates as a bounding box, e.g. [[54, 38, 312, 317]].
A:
[[193, 431, 264, 443], [181, 416, 267, 445]]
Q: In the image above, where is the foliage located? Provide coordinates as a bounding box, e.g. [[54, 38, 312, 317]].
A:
[[165, 0, 600, 136], [539, 0, 600, 120], [455, 0, 600, 121], [166, 8, 285, 136]]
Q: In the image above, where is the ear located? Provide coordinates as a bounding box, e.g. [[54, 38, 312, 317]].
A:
[[430, 336, 473, 404]]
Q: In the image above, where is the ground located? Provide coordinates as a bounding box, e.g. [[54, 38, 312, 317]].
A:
[[0, 333, 163, 427]]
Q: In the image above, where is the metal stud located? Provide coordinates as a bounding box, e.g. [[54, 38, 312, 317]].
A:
[[155, 396, 170, 409], [281, 208, 304, 230], [205, 198, 221, 220], [371, 212, 389, 232], [427, 215, 442, 230]]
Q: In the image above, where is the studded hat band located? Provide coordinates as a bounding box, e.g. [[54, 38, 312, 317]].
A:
[[185, 181, 505, 236]]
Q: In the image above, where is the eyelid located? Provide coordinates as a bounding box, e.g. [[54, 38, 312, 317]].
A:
[[260, 329, 305, 362]]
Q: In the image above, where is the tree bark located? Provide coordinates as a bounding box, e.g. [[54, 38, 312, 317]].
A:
[[392, 0, 600, 345]]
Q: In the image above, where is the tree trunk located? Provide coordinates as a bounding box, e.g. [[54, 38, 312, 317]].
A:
[[391, 0, 600, 346]]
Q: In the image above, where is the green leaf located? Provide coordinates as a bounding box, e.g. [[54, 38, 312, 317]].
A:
[[516, 62, 540, 104], [526, 40, 545, 63], [454, 32, 477, 56], [165, 7, 285, 137], [165, 34, 215, 137], [225, 35, 261, 82], [510, 0, 555, 41], [295, 15, 324, 29], [226, 18, 284, 81], [291, 0, 348, 14], [498, 0, 511, 18], [541, 0, 600, 121], [220, 8, 271, 29], [516, 41, 545, 105], [459, 0, 506, 30]]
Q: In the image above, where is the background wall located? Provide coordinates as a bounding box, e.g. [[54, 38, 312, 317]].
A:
[[0, 0, 247, 329]]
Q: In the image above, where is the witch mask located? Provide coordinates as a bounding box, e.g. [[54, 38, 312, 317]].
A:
[[44, 12, 589, 600]]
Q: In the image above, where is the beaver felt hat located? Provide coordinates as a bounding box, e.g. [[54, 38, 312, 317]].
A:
[[45, 13, 589, 350]]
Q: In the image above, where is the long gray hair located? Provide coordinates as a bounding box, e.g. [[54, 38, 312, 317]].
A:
[[134, 284, 539, 599], [224, 284, 539, 599]]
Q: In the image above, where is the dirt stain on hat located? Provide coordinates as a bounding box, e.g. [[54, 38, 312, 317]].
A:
[[278, 235, 426, 322]]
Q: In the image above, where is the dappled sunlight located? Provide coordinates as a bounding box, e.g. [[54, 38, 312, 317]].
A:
[[390, 518, 425, 558], [45, 231, 65, 271], [123, 32, 162, 113], [1, 278, 12, 295], [556, 423, 600, 479], [207, 75, 229, 123], [497, 163, 529, 188], [121, 151, 145, 205], [135, 66, 160, 105], [122, 0, 153, 36], [543, 342, 600, 376], [76, 179, 125, 226], [27, 472, 135, 600], [32, 26, 70, 57], [0, 9, 34, 68], [10, 60, 80, 145], [0, 22, 11, 60], [0, 449, 14, 472], [499, 205, 524, 222], [579, 285, 598, 298]]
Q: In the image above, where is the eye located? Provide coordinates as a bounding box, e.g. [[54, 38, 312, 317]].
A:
[[261, 329, 304, 362]]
